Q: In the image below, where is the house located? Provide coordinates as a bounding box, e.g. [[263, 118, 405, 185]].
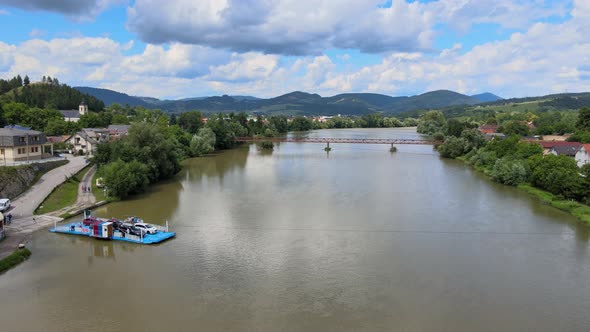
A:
[[107, 125, 130, 138], [478, 125, 498, 134], [548, 144, 582, 157], [536, 141, 582, 155], [65, 128, 109, 155], [59, 101, 89, 122], [0, 128, 51, 164], [575, 144, 590, 168]]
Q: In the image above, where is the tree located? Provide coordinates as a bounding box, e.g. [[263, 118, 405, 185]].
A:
[[491, 158, 528, 186], [178, 111, 203, 134], [169, 114, 177, 126], [498, 121, 530, 136], [529, 154, 587, 200], [101, 160, 149, 199], [417, 110, 447, 135], [289, 116, 313, 131], [438, 136, 470, 158], [23, 75, 30, 86], [576, 107, 590, 131], [190, 127, 216, 157]]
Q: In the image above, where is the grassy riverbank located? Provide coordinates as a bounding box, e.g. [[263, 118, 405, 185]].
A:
[[457, 156, 590, 225], [35, 165, 91, 215], [518, 184, 590, 224], [0, 248, 31, 274]]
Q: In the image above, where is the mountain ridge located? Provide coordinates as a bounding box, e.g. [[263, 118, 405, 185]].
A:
[[74, 86, 505, 116]]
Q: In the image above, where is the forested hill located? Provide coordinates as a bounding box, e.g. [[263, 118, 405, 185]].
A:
[[77, 87, 492, 116], [0, 75, 104, 111], [74, 86, 150, 108]]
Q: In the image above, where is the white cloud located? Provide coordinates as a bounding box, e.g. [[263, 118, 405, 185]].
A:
[[0, 8, 10, 15], [127, 0, 435, 55], [0, 1, 589, 100], [207, 53, 279, 83]]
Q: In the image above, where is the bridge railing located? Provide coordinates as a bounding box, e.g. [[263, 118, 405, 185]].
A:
[[234, 137, 439, 145]]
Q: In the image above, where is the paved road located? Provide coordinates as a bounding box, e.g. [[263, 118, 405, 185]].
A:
[[10, 155, 88, 219], [78, 165, 96, 205]]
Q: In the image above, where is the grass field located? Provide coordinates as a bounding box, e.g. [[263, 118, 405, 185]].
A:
[[35, 166, 91, 214], [518, 184, 590, 224]]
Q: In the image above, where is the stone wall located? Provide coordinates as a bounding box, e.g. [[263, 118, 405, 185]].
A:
[[0, 160, 68, 199]]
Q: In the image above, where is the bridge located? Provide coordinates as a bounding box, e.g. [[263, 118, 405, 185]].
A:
[[235, 137, 440, 151]]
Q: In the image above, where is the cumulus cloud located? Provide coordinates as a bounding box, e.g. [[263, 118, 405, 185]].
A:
[[432, 0, 568, 31], [1, 1, 589, 100], [0, 0, 123, 19], [127, 0, 435, 55]]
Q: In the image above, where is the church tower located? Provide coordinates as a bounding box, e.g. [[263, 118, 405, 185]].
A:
[[79, 101, 88, 116]]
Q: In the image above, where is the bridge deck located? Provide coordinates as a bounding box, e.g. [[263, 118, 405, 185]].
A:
[[235, 137, 439, 145]]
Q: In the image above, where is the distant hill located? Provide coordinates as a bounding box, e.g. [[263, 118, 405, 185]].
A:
[[74, 87, 151, 107], [471, 92, 503, 103], [1, 82, 104, 111], [70, 87, 510, 116]]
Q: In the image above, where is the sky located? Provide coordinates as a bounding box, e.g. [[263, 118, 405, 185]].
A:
[[0, 0, 589, 99]]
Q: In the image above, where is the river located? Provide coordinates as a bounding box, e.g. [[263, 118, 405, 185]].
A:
[[1, 128, 589, 331]]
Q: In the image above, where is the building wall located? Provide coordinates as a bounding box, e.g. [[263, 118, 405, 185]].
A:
[[65, 117, 80, 123], [1, 144, 45, 162], [576, 148, 590, 168]]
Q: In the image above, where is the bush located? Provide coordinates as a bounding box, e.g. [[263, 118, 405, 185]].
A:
[[101, 160, 149, 199], [469, 148, 498, 168], [438, 136, 470, 158], [0, 248, 32, 274], [491, 158, 528, 186]]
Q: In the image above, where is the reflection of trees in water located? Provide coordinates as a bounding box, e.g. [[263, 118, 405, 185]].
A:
[[183, 146, 249, 183], [96, 178, 184, 226]]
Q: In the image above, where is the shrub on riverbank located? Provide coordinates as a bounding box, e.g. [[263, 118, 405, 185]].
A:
[[0, 248, 32, 274]]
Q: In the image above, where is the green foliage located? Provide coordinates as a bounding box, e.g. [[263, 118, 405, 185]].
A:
[[576, 107, 590, 130], [0, 248, 32, 274], [438, 136, 470, 158], [101, 160, 149, 199], [417, 110, 447, 135], [190, 127, 216, 157], [498, 120, 530, 136], [44, 118, 81, 136], [206, 113, 248, 149], [529, 154, 586, 200], [567, 131, 590, 143], [289, 116, 313, 131], [403, 118, 419, 126], [178, 111, 203, 134], [447, 119, 477, 137], [268, 116, 289, 133], [0, 76, 104, 110], [491, 158, 528, 186], [260, 141, 274, 150], [468, 148, 498, 168]]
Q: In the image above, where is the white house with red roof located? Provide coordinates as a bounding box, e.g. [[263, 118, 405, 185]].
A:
[[575, 144, 590, 168]]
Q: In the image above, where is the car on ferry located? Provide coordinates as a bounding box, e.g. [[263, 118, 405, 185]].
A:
[[134, 223, 158, 235]]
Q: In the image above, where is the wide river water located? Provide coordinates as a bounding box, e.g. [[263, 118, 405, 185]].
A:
[[1, 128, 590, 331]]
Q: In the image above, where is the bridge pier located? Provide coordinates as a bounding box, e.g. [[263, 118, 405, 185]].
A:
[[324, 142, 332, 152], [390, 143, 397, 152]]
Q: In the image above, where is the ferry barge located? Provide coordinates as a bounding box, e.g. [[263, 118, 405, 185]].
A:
[[50, 210, 175, 244]]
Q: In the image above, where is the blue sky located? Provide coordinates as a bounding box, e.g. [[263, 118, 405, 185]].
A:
[[0, 0, 588, 99]]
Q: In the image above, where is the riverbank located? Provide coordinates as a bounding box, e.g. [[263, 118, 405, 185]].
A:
[[0, 248, 31, 275], [456, 155, 590, 225]]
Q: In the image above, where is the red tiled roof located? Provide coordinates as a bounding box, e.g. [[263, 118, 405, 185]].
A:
[[583, 144, 590, 152], [536, 141, 582, 148]]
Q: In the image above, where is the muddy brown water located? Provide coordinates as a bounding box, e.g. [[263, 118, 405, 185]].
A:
[[1, 128, 589, 331]]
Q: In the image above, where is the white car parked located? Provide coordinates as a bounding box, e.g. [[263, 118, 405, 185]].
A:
[[133, 223, 158, 235], [0, 198, 11, 212]]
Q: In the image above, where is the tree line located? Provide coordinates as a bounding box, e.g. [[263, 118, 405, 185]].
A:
[[418, 109, 590, 204]]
